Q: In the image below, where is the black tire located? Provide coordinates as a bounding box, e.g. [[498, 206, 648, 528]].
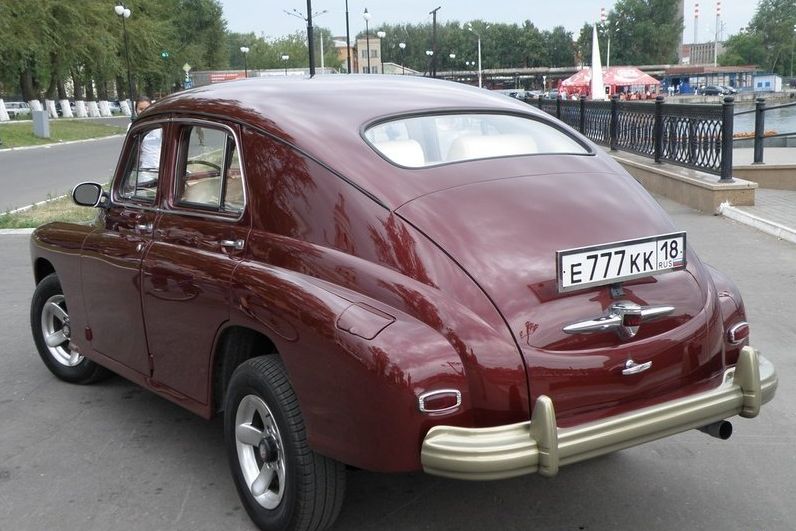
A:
[[30, 273, 110, 384], [224, 356, 346, 531]]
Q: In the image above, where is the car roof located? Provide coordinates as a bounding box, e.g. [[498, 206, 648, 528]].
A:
[[143, 76, 576, 208]]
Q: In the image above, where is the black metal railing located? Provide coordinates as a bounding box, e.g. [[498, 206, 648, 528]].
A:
[[531, 94, 735, 181], [734, 99, 796, 164]]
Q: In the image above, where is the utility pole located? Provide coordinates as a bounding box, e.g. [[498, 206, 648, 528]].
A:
[[429, 6, 441, 78], [714, 1, 720, 67], [694, 3, 699, 44], [306, 0, 316, 76]]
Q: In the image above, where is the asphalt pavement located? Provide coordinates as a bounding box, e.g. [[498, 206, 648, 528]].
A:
[[0, 196, 794, 530], [0, 128, 125, 212]]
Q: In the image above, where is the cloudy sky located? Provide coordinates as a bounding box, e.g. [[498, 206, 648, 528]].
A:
[[218, 0, 759, 43]]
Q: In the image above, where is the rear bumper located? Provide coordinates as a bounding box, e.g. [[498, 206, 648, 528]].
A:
[[421, 347, 777, 480]]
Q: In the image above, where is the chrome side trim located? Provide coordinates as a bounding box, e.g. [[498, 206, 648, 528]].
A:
[[622, 359, 653, 375], [418, 389, 462, 414], [421, 347, 776, 481], [727, 321, 749, 345]]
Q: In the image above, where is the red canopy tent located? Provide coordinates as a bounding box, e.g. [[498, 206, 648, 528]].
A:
[[560, 66, 661, 99]]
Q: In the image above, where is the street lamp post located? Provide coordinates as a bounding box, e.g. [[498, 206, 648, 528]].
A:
[[114, 4, 135, 118], [363, 8, 371, 73], [281, 54, 290, 76], [345, 0, 352, 74], [398, 42, 406, 74], [377, 30, 386, 73], [425, 50, 434, 77], [466, 23, 484, 89], [449, 52, 456, 71], [240, 46, 249, 78], [791, 24, 796, 78]]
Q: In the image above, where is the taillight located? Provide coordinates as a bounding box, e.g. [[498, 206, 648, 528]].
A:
[[727, 322, 749, 344], [418, 389, 461, 414]]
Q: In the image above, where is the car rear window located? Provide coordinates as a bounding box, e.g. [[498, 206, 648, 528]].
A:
[[364, 113, 588, 168]]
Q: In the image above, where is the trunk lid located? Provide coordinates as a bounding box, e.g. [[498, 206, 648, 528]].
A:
[[396, 168, 725, 425]]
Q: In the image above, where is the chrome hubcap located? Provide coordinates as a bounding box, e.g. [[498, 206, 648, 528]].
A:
[[235, 394, 286, 509], [40, 294, 83, 367]]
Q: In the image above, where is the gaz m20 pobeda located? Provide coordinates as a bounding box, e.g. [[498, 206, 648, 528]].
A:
[[29, 76, 777, 531]]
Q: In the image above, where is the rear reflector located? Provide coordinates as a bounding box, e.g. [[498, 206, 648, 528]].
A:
[[727, 322, 749, 344], [418, 389, 461, 414]]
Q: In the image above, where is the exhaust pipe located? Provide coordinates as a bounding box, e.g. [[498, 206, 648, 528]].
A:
[[698, 420, 732, 440]]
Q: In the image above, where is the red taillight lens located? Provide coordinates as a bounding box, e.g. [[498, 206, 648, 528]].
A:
[[623, 313, 642, 327], [727, 322, 749, 344], [418, 390, 461, 414]]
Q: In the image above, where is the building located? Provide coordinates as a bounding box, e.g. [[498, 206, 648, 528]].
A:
[[753, 74, 783, 92], [334, 38, 357, 74], [662, 65, 758, 94], [680, 41, 725, 66], [356, 37, 382, 74]]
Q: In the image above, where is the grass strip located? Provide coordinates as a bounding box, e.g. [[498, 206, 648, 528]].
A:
[[0, 120, 126, 149]]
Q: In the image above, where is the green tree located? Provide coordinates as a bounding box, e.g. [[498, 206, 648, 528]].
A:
[[545, 26, 575, 67], [609, 0, 683, 65], [720, 0, 796, 75]]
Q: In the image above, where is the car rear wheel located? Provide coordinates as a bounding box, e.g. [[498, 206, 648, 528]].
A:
[[30, 273, 109, 384], [224, 356, 346, 531]]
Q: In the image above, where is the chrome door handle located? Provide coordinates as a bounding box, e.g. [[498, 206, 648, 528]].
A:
[[622, 360, 653, 375], [219, 239, 245, 250], [135, 222, 153, 231]]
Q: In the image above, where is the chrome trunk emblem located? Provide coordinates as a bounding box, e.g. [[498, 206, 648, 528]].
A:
[[562, 301, 674, 340]]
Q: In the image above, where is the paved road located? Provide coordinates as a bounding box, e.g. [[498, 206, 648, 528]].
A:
[[0, 133, 124, 212], [1, 197, 794, 530]]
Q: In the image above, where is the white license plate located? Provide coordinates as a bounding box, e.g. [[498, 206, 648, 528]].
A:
[[557, 232, 687, 292]]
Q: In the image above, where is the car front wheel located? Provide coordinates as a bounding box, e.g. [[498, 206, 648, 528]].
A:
[[30, 273, 109, 383], [224, 356, 346, 531]]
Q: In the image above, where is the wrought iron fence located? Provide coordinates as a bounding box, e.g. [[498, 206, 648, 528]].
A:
[[734, 99, 796, 164], [530, 95, 734, 181]]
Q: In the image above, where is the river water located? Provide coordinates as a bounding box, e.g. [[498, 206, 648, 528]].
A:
[[734, 105, 796, 134]]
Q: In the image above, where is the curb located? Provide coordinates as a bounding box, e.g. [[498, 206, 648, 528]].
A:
[[0, 133, 125, 152], [719, 202, 796, 245], [5, 193, 68, 216]]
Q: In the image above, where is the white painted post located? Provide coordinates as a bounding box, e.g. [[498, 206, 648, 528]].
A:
[[120, 99, 132, 117], [59, 99, 73, 118], [74, 100, 88, 118], [45, 99, 58, 119], [98, 100, 112, 117], [0, 100, 9, 121], [87, 101, 100, 117]]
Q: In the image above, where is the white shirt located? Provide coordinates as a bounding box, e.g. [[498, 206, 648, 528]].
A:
[[139, 128, 162, 170]]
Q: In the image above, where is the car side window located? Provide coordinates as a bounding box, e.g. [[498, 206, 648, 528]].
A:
[[175, 126, 244, 214], [118, 127, 164, 203]]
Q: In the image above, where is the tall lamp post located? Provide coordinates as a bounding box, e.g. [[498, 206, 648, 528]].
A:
[[363, 8, 371, 73], [345, 0, 352, 73], [114, 4, 135, 118], [466, 23, 484, 89], [791, 23, 796, 78], [281, 54, 290, 76], [240, 46, 249, 77], [449, 52, 456, 71], [376, 30, 386, 73], [398, 42, 406, 74]]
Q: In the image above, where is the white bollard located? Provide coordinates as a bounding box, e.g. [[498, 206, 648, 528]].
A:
[[98, 100, 112, 117], [0, 99, 9, 121], [87, 101, 100, 118], [59, 99, 73, 118], [74, 100, 88, 118], [28, 100, 43, 112], [45, 99, 58, 119], [120, 99, 132, 117]]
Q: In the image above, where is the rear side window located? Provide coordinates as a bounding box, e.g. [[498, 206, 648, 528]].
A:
[[364, 113, 588, 168], [174, 126, 244, 215]]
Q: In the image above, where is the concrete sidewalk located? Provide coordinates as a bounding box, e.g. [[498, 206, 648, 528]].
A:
[[720, 188, 796, 245]]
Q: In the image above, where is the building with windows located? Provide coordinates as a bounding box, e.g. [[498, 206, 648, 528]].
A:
[[334, 38, 357, 73], [680, 41, 725, 66], [356, 37, 382, 74]]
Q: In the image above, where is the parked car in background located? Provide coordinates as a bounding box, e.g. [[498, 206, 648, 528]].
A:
[[29, 76, 777, 531], [720, 85, 737, 95], [108, 100, 121, 114], [5, 101, 31, 119], [698, 85, 729, 96]]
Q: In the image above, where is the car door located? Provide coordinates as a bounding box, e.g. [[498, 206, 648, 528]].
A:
[[141, 120, 250, 405], [81, 121, 170, 375]]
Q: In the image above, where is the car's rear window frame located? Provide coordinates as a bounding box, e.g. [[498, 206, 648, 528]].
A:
[[360, 109, 594, 170]]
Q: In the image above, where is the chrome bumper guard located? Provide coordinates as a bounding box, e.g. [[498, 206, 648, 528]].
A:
[[421, 347, 777, 480]]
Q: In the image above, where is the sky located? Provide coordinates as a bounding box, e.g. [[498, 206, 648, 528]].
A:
[[218, 0, 760, 44]]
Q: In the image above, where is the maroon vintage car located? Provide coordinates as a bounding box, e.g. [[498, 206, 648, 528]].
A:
[[29, 76, 776, 531]]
